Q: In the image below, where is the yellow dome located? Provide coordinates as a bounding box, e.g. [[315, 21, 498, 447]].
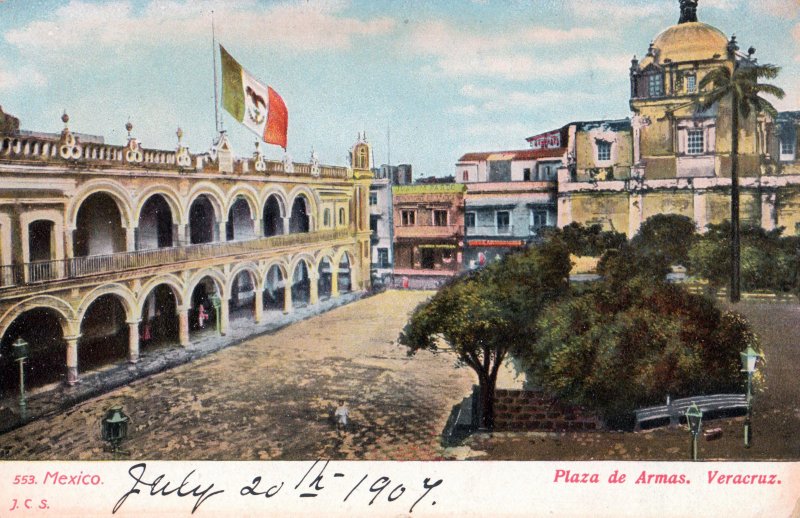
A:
[[651, 22, 728, 63]]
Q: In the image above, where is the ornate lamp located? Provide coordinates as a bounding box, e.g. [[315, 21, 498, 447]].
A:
[[740, 346, 763, 448], [685, 402, 703, 461], [101, 405, 130, 457]]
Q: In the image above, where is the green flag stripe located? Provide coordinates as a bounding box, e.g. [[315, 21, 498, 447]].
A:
[[220, 45, 244, 123]]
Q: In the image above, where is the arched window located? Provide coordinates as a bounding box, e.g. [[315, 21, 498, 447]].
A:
[[358, 147, 368, 169], [339, 207, 345, 226], [462, 170, 469, 182], [324, 208, 331, 227]]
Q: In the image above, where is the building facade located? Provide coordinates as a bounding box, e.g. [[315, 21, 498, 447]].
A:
[[455, 146, 561, 267], [557, 0, 800, 237], [392, 183, 465, 288], [0, 109, 372, 394], [369, 170, 394, 283]]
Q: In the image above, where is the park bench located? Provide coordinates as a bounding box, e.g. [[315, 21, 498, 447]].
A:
[[634, 394, 748, 431]]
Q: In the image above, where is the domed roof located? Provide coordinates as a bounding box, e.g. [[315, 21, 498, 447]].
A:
[[650, 22, 729, 64]]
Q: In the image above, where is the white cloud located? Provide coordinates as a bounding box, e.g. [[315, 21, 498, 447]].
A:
[[0, 59, 47, 92], [754, 0, 800, 18], [566, 0, 670, 24], [463, 121, 534, 138], [456, 84, 608, 114], [795, 23, 800, 62], [405, 21, 626, 81], [5, 0, 396, 61]]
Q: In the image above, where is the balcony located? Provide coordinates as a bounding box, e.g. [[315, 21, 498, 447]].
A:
[[394, 225, 462, 240], [0, 228, 353, 289]]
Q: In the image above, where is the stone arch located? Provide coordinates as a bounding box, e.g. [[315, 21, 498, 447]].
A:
[[0, 295, 77, 340], [226, 185, 261, 222], [289, 253, 318, 279], [137, 274, 186, 315], [287, 186, 320, 231], [66, 179, 134, 231], [226, 262, 263, 293], [260, 259, 290, 282], [76, 283, 137, 323], [259, 185, 290, 215], [133, 185, 184, 226], [334, 248, 357, 293], [185, 268, 228, 302], [184, 182, 226, 225]]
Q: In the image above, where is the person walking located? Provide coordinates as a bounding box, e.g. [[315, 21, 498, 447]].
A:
[[334, 400, 349, 434]]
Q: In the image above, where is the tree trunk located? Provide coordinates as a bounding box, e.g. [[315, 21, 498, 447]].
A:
[[730, 95, 741, 303], [477, 373, 496, 431]]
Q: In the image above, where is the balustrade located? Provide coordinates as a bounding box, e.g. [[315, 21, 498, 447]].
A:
[[0, 228, 352, 289]]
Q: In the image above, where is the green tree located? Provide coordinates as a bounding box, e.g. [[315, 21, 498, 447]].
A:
[[398, 239, 571, 429], [631, 214, 698, 267], [697, 63, 785, 302], [522, 277, 761, 428]]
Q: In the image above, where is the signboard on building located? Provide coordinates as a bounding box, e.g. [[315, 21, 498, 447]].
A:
[[528, 130, 561, 150]]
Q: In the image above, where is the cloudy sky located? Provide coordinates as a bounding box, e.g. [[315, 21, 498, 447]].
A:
[[1, 0, 798, 177]]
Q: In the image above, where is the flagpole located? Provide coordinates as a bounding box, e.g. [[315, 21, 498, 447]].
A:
[[211, 10, 221, 134]]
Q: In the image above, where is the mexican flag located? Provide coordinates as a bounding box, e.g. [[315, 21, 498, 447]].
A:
[[220, 45, 288, 149]]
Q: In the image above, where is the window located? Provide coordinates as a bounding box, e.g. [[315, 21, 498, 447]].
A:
[[369, 192, 378, 205], [496, 211, 510, 234], [687, 129, 704, 155], [370, 215, 379, 235], [323, 209, 331, 227], [648, 73, 663, 97], [339, 207, 345, 225], [530, 209, 547, 228], [465, 212, 476, 228], [597, 140, 612, 161], [462, 170, 469, 182], [433, 210, 448, 226], [781, 133, 795, 156], [686, 73, 697, 94], [523, 168, 532, 181], [377, 248, 389, 268], [401, 210, 416, 226]]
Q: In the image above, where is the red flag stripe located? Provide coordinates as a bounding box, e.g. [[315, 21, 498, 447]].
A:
[[264, 87, 288, 149]]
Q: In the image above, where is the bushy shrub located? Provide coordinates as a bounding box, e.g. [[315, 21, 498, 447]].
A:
[[520, 277, 761, 429]]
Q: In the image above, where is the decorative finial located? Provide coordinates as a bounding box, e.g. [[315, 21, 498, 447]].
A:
[[125, 119, 133, 138], [727, 34, 739, 56], [61, 110, 69, 126], [176, 127, 183, 142], [679, 0, 698, 24]]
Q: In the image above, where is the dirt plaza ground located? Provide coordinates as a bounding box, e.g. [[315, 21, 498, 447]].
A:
[[0, 291, 475, 461], [0, 291, 797, 461]]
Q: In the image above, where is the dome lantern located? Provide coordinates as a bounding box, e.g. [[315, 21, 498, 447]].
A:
[[679, 0, 698, 24]]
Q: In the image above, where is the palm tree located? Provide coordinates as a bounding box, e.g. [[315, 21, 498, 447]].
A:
[[697, 63, 785, 302]]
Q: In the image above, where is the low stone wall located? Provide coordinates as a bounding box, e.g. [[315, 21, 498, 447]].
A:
[[493, 389, 603, 432]]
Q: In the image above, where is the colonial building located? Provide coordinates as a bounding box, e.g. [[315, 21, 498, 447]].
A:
[[0, 108, 372, 394], [392, 183, 465, 288], [370, 165, 394, 283], [557, 0, 800, 236], [455, 142, 561, 267]]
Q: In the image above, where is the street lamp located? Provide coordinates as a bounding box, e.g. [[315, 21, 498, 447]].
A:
[[209, 293, 222, 335], [740, 345, 762, 448], [685, 402, 703, 461], [12, 338, 29, 421], [101, 405, 131, 458]]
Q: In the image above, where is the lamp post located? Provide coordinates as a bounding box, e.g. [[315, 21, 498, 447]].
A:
[[740, 345, 762, 448], [685, 402, 703, 461], [209, 293, 222, 335], [101, 405, 130, 458], [12, 338, 28, 421]]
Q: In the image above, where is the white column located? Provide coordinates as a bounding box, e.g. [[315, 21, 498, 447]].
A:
[[628, 193, 644, 238], [254, 290, 264, 324], [178, 307, 190, 346], [761, 192, 777, 231], [219, 298, 230, 335], [331, 269, 340, 298], [693, 191, 708, 233], [125, 227, 136, 252], [176, 223, 187, 246], [127, 320, 140, 364], [310, 273, 319, 305], [283, 284, 293, 314], [65, 335, 80, 385], [217, 221, 227, 242]]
